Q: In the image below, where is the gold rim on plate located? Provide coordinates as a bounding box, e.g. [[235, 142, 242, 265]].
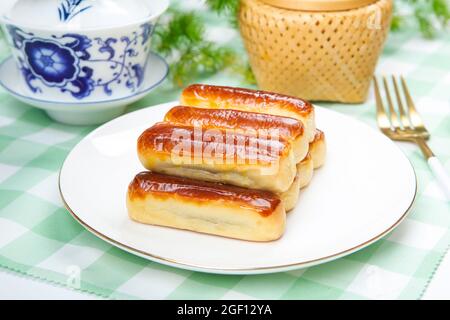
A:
[[58, 168, 417, 274]]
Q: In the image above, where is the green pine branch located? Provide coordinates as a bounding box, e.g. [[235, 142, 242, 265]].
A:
[[205, 0, 240, 26], [392, 0, 450, 38], [152, 7, 253, 87]]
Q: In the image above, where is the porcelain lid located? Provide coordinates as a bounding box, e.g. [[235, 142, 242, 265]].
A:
[[260, 0, 378, 11], [3, 0, 168, 29]]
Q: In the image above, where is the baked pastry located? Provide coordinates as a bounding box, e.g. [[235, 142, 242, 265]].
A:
[[279, 170, 301, 212], [281, 151, 322, 210], [137, 122, 297, 193], [310, 130, 326, 169], [127, 172, 286, 242], [164, 106, 309, 163], [295, 130, 326, 190], [298, 153, 314, 189], [180, 84, 316, 142]]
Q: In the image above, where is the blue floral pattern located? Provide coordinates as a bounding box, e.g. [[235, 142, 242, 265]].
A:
[[6, 23, 154, 100], [24, 39, 79, 86], [58, 0, 92, 22]]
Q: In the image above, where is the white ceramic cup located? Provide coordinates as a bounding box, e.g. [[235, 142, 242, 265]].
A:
[[0, 0, 169, 102]]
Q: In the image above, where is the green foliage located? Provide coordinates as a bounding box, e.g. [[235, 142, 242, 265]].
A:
[[205, 0, 240, 26], [170, 43, 235, 87], [152, 5, 254, 87], [152, 12, 204, 56], [205, 0, 239, 13], [393, 0, 450, 38], [152, 10, 241, 86]]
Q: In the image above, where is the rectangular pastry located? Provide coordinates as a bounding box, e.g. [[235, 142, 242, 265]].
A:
[[180, 84, 316, 142], [137, 122, 297, 193], [279, 169, 301, 212], [164, 106, 309, 164], [296, 130, 327, 190], [127, 172, 286, 242], [310, 129, 326, 169], [298, 152, 314, 190], [281, 151, 317, 211]]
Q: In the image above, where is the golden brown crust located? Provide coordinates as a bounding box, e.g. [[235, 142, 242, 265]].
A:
[[181, 84, 314, 116], [128, 172, 282, 217], [164, 106, 304, 139], [313, 129, 325, 143], [309, 129, 326, 169], [137, 122, 291, 165]]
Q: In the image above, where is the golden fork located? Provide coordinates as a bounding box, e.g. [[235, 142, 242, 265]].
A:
[[373, 75, 450, 200]]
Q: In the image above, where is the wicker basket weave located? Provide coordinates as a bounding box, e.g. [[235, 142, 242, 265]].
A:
[[239, 0, 393, 103]]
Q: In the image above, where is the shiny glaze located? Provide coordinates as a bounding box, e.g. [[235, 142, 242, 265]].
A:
[[128, 172, 281, 216], [164, 106, 304, 139], [137, 122, 290, 164], [181, 84, 314, 116]]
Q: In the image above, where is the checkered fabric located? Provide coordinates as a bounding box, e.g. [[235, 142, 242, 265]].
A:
[[0, 1, 449, 300]]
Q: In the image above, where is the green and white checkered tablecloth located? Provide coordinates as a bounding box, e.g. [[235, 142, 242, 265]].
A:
[[0, 2, 449, 299]]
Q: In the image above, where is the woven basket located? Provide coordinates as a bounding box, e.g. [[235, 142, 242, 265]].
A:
[[239, 0, 393, 103]]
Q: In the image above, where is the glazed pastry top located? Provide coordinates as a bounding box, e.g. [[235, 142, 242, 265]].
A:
[[128, 172, 282, 216]]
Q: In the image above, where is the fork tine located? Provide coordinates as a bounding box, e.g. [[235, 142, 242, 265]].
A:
[[382, 76, 400, 129], [373, 77, 391, 129], [392, 75, 412, 129], [400, 76, 426, 130]]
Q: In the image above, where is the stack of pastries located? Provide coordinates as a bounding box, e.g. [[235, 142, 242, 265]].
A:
[[127, 85, 326, 242]]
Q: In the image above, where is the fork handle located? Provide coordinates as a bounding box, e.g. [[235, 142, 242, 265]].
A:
[[428, 157, 450, 201]]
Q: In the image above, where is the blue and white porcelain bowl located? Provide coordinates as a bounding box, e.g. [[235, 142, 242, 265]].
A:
[[0, 0, 169, 125]]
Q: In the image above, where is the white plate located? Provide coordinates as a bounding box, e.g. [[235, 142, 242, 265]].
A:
[[0, 53, 168, 125], [59, 102, 417, 274]]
